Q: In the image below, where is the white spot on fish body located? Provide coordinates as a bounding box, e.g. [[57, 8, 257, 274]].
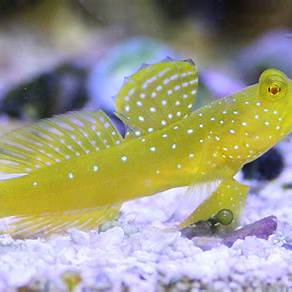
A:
[[264, 121, 270, 126], [163, 78, 170, 85], [128, 88, 135, 96], [121, 156, 128, 162], [93, 165, 99, 172], [170, 74, 178, 80], [68, 172, 74, 179]]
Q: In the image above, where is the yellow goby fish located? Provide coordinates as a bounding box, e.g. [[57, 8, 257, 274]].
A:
[[0, 58, 291, 237]]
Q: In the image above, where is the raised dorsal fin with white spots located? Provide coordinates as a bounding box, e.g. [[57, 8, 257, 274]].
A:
[[115, 58, 199, 137], [0, 110, 122, 176]]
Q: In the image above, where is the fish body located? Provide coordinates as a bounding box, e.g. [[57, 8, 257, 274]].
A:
[[0, 59, 291, 236]]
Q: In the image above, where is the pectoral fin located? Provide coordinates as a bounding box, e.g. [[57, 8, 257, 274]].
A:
[[180, 178, 249, 227]]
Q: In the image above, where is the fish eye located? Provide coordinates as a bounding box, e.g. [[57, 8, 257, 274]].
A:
[[268, 83, 281, 96], [259, 69, 288, 101]]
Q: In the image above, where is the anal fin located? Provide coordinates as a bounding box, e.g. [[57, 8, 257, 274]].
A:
[[4, 204, 121, 238]]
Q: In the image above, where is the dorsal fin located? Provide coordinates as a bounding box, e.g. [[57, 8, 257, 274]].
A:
[[0, 111, 123, 176], [115, 58, 199, 137]]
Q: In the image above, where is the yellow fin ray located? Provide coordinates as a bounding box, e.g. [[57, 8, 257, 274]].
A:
[[0, 111, 123, 176], [5, 204, 121, 238], [115, 58, 198, 136]]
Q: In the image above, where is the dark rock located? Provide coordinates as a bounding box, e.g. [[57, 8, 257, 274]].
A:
[[0, 0, 41, 15], [182, 216, 277, 250], [0, 63, 89, 121], [181, 220, 215, 239], [242, 148, 284, 181], [222, 216, 278, 247]]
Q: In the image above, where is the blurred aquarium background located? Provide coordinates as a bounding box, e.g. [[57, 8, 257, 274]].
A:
[[0, 0, 291, 178], [0, 0, 291, 126], [0, 1, 292, 290]]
